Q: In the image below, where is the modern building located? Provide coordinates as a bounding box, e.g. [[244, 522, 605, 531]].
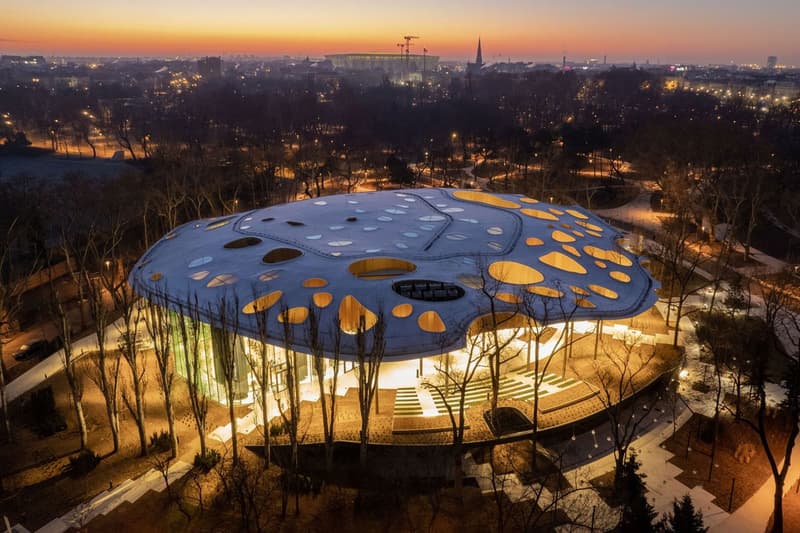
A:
[[766, 55, 778, 71], [325, 53, 438, 78], [197, 56, 222, 78], [130, 188, 660, 414]]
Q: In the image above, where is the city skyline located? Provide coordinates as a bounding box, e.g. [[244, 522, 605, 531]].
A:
[[3, 0, 800, 66]]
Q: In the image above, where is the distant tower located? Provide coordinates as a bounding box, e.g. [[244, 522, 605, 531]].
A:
[[767, 55, 778, 70], [467, 37, 484, 76]]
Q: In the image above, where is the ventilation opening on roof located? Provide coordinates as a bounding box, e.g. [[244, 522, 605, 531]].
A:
[[224, 237, 262, 249], [262, 217, 275, 222], [348, 257, 416, 280], [346, 216, 357, 222], [392, 279, 465, 301], [262, 248, 303, 264], [286, 220, 305, 227]]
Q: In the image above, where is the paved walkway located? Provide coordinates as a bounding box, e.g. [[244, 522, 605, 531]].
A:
[[36, 461, 192, 533]]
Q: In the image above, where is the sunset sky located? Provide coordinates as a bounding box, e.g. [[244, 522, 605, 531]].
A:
[[4, 0, 799, 65]]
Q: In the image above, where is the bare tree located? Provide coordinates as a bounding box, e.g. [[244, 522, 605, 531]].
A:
[[276, 304, 302, 518], [144, 289, 178, 458], [307, 305, 342, 476], [593, 330, 661, 489], [354, 310, 386, 472], [742, 279, 800, 533], [0, 219, 31, 442], [48, 268, 88, 450], [245, 288, 274, 469], [175, 295, 209, 458], [424, 335, 485, 500], [213, 294, 244, 465]]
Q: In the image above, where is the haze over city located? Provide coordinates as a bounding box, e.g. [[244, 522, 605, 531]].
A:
[[4, 0, 800, 65]]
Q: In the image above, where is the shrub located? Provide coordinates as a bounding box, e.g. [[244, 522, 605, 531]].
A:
[[193, 449, 221, 472], [149, 430, 172, 453], [30, 386, 67, 437], [66, 449, 101, 477]]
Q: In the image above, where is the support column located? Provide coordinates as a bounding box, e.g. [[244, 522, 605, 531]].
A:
[[594, 319, 602, 360]]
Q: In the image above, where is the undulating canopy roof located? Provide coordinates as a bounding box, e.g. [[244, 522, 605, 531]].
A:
[[130, 188, 659, 360]]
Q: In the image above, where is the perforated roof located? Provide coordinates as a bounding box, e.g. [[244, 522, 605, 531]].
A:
[[130, 188, 659, 360]]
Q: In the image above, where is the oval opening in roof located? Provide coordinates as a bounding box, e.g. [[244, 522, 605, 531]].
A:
[[262, 248, 303, 264], [224, 237, 262, 249], [348, 257, 416, 280]]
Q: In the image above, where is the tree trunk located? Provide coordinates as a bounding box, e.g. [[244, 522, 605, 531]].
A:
[[228, 398, 239, 464], [133, 377, 147, 456], [165, 393, 178, 459], [0, 351, 12, 442], [772, 479, 784, 533]]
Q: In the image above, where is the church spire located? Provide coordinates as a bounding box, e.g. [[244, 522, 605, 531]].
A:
[[476, 37, 483, 66]]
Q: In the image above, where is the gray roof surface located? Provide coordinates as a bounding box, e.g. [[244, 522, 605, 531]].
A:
[[130, 188, 659, 360]]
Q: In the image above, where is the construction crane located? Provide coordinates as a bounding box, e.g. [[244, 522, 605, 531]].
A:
[[402, 35, 419, 66]]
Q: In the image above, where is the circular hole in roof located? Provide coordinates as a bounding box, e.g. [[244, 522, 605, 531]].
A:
[[552, 230, 576, 243], [331, 252, 342, 256], [582, 246, 633, 267], [562, 245, 581, 257], [303, 278, 328, 288], [566, 209, 589, 220], [452, 190, 521, 209], [313, 292, 333, 308], [573, 230, 585, 237], [224, 237, 262, 249], [164, 232, 178, 240], [286, 220, 305, 227], [355, 208, 366, 213], [496, 292, 521, 304], [489, 261, 544, 285], [349, 257, 416, 279], [549, 208, 565, 215], [419, 215, 445, 222], [190, 270, 210, 281], [520, 208, 558, 221], [526, 237, 544, 246], [346, 216, 357, 222], [487, 226, 503, 236], [419, 224, 436, 231], [458, 218, 479, 224], [206, 217, 235, 230], [488, 242, 504, 251], [328, 240, 352, 247], [241, 225, 251, 230], [403, 197, 417, 202], [418, 310, 447, 333], [188, 256, 213, 268], [402, 232, 419, 238], [306, 234, 322, 240], [365, 248, 381, 253], [520, 197, 539, 204], [576, 298, 596, 309], [446, 233, 469, 241], [589, 284, 618, 299], [586, 230, 603, 238], [150, 272, 163, 281], [339, 295, 378, 334], [442, 207, 464, 213], [207, 274, 238, 287], [244, 217, 253, 221], [527, 285, 565, 298], [385, 208, 406, 215], [242, 290, 282, 314], [610, 271, 631, 283], [575, 220, 603, 232], [348, 200, 359, 204], [378, 216, 393, 222], [258, 270, 281, 281], [392, 303, 414, 318], [395, 242, 409, 249], [595, 260, 608, 269], [570, 285, 590, 296], [278, 306, 309, 324], [363, 226, 378, 232], [539, 251, 587, 274], [329, 225, 344, 230], [393, 279, 465, 302], [436, 203, 447, 207], [314, 200, 328, 206], [262, 217, 275, 222], [262, 248, 303, 263]]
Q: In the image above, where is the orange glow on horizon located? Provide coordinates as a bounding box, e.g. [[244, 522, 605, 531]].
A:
[[3, 1, 799, 64]]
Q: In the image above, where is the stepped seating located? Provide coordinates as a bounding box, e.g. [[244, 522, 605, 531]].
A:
[[393, 387, 424, 417]]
